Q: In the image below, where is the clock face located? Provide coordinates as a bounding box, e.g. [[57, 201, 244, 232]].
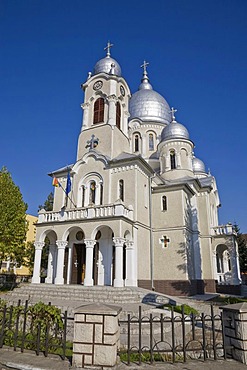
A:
[[93, 80, 103, 90], [120, 85, 125, 96]]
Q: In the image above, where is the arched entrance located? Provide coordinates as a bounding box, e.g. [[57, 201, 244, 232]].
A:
[[216, 244, 231, 284], [94, 226, 114, 286]]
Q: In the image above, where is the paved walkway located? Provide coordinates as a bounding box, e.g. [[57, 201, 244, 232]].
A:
[[0, 348, 246, 370]]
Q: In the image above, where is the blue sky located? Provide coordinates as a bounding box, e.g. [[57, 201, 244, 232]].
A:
[[0, 0, 247, 232]]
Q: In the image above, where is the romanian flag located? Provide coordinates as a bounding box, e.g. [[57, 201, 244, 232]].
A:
[[52, 177, 59, 187]]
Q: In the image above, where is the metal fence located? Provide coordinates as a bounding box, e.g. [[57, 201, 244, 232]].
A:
[[119, 305, 228, 365], [0, 300, 71, 360]]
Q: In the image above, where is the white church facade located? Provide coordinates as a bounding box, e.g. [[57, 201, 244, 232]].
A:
[[32, 43, 241, 295]]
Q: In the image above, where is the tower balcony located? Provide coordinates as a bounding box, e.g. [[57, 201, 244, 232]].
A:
[[211, 224, 236, 237], [37, 203, 134, 224]]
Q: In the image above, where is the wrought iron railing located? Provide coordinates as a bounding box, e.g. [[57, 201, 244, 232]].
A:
[[119, 305, 228, 365]]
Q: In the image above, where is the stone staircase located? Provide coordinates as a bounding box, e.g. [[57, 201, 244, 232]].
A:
[[0, 283, 171, 317]]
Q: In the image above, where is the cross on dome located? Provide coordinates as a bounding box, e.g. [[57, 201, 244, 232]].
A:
[[170, 107, 177, 122], [141, 60, 149, 76], [104, 41, 113, 57]]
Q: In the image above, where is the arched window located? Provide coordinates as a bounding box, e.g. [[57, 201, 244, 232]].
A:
[[93, 98, 104, 124], [170, 150, 176, 170], [162, 196, 167, 211], [149, 133, 154, 151], [119, 179, 124, 201], [116, 102, 121, 129], [89, 181, 96, 204], [134, 134, 140, 152]]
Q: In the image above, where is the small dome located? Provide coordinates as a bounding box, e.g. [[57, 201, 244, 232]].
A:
[[192, 157, 206, 173], [129, 67, 171, 124], [93, 56, 122, 76], [161, 121, 190, 141]]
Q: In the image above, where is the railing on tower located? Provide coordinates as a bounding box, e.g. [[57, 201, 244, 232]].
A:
[[211, 224, 236, 236]]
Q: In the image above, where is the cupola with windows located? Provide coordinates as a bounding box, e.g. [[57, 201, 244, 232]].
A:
[[158, 109, 194, 180]]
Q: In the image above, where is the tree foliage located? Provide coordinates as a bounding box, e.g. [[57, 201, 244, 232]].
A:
[[38, 192, 54, 211], [0, 167, 28, 267], [234, 223, 247, 273]]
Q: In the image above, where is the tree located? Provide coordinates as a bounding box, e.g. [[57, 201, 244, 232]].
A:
[[0, 167, 28, 268], [38, 192, 54, 211], [234, 223, 247, 273]]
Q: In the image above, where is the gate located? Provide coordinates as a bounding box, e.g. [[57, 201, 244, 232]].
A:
[[119, 305, 228, 365]]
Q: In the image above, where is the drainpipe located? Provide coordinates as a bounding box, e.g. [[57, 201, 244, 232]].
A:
[[148, 175, 155, 290]]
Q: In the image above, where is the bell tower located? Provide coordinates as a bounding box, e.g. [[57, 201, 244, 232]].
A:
[[77, 42, 131, 160]]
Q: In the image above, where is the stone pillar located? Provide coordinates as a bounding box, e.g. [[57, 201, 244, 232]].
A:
[[221, 303, 247, 364], [113, 237, 125, 287], [230, 238, 242, 285], [125, 241, 137, 286], [73, 303, 122, 368], [45, 244, 56, 284], [81, 102, 90, 130], [108, 95, 117, 126], [84, 239, 95, 287], [54, 240, 68, 285], [32, 242, 45, 284], [66, 244, 73, 284]]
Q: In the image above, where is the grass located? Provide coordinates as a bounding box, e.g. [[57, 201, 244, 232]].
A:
[[162, 303, 199, 316], [209, 295, 247, 305]]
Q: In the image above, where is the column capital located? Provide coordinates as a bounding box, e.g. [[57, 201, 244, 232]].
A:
[[56, 240, 68, 249], [81, 102, 90, 110], [125, 240, 134, 249], [34, 241, 45, 250], [108, 94, 117, 102], [84, 239, 96, 248], [113, 237, 125, 247]]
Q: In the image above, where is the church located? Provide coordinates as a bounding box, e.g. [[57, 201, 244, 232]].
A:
[[32, 43, 241, 296]]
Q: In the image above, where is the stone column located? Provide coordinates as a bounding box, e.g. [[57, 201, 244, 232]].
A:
[[45, 244, 56, 284], [66, 244, 73, 284], [84, 240, 96, 287], [230, 238, 242, 285], [32, 242, 45, 284], [125, 241, 137, 286], [54, 240, 68, 285], [221, 303, 247, 364], [113, 237, 125, 287], [108, 95, 117, 126], [81, 102, 90, 130], [73, 303, 122, 368]]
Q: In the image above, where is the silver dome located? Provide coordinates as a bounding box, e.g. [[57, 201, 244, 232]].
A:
[[192, 157, 206, 173], [93, 56, 122, 76], [129, 72, 171, 124], [161, 121, 190, 141]]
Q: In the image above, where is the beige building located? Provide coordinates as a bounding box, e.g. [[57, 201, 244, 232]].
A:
[[32, 44, 241, 295]]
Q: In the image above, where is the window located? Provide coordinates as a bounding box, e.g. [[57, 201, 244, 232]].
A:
[[89, 181, 96, 204], [119, 179, 124, 201], [162, 196, 167, 211], [100, 183, 103, 205], [149, 133, 154, 151], [170, 150, 176, 170], [93, 98, 104, 124], [134, 134, 140, 152], [116, 102, 121, 129], [81, 186, 85, 207]]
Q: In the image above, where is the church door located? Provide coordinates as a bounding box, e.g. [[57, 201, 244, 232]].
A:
[[71, 244, 86, 284]]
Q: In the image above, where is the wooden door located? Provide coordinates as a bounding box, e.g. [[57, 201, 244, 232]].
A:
[[71, 244, 86, 284]]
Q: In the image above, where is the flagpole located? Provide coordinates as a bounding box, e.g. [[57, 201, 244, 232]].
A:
[[53, 178, 77, 208]]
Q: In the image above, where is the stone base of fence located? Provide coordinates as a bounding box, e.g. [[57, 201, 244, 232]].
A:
[[221, 302, 247, 364], [73, 303, 122, 369]]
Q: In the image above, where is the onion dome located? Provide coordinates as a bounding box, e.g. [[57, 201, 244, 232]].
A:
[[129, 61, 171, 124], [161, 120, 190, 141], [93, 41, 121, 77], [192, 157, 206, 173]]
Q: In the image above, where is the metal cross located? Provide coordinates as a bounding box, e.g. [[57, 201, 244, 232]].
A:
[[141, 60, 149, 74], [170, 107, 177, 121], [104, 41, 113, 57], [86, 134, 99, 150]]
